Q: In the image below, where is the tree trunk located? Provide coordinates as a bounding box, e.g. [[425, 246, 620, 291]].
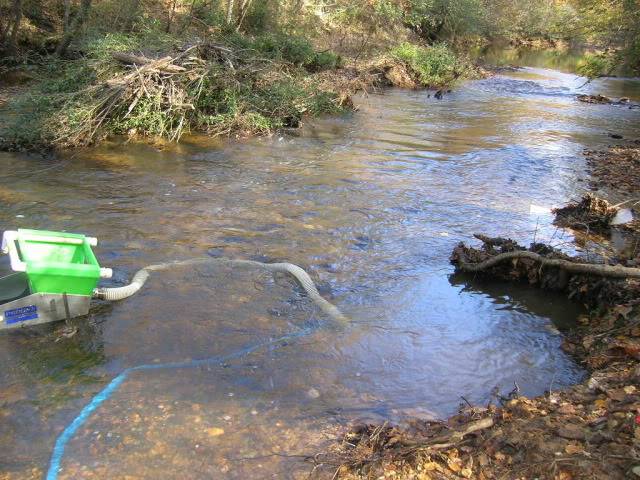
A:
[[166, 0, 177, 33], [55, 0, 92, 57], [7, 0, 22, 53], [226, 0, 234, 24], [121, 0, 141, 31], [62, 0, 71, 32], [235, 0, 253, 31]]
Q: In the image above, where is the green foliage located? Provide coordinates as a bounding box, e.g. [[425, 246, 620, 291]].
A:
[[0, 58, 98, 148], [194, 74, 340, 135], [0, 28, 344, 150], [84, 20, 176, 59], [373, 0, 404, 22], [242, 1, 273, 33], [252, 33, 315, 65], [391, 42, 463, 87], [576, 52, 614, 78], [405, 0, 488, 41], [574, 0, 640, 74], [307, 50, 342, 71], [224, 31, 341, 71], [190, 0, 227, 28], [84, 32, 140, 60]]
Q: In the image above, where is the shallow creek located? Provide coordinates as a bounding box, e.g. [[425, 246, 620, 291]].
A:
[[1, 57, 640, 478]]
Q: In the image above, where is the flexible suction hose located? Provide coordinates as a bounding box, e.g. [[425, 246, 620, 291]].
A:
[[93, 257, 348, 324]]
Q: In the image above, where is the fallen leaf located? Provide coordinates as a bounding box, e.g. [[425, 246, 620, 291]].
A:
[[565, 443, 583, 455], [594, 398, 608, 409], [607, 389, 627, 402], [557, 425, 585, 441], [205, 427, 225, 437], [447, 459, 461, 473], [423, 462, 440, 472], [555, 470, 573, 480]]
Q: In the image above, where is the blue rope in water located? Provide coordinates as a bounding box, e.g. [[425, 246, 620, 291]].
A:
[[46, 327, 313, 480]]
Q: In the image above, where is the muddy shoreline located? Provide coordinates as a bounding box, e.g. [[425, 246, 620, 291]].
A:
[[324, 143, 640, 480]]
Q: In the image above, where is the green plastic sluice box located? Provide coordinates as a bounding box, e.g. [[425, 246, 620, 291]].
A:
[[4, 229, 110, 296], [0, 229, 113, 329]]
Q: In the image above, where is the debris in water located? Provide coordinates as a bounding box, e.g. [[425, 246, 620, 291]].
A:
[[307, 388, 320, 399], [552, 193, 618, 233], [529, 203, 553, 215]]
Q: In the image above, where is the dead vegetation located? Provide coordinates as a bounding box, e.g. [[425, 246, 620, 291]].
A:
[[322, 360, 639, 479], [577, 94, 639, 108], [552, 193, 619, 234], [586, 141, 640, 196]]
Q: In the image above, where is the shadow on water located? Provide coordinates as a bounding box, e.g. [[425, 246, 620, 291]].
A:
[[449, 272, 586, 331]]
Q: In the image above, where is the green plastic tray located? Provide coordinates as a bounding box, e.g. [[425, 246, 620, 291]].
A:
[[16, 229, 101, 297]]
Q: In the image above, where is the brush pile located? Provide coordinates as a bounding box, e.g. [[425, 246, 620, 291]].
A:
[[450, 233, 640, 309], [552, 194, 619, 234], [46, 42, 345, 147], [0, 39, 351, 150]]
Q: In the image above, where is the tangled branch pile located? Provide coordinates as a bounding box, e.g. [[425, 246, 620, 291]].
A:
[[0, 41, 347, 149], [552, 194, 619, 234], [450, 234, 640, 310]]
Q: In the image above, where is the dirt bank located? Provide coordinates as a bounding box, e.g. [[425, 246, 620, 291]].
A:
[[320, 144, 640, 480]]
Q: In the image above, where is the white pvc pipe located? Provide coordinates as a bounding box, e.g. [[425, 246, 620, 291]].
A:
[[1, 231, 26, 272]]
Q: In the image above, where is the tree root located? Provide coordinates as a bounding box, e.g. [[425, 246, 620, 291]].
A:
[[455, 249, 640, 279]]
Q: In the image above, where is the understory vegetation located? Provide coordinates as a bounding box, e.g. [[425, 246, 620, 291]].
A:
[[1, 31, 347, 149], [0, 0, 638, 149]]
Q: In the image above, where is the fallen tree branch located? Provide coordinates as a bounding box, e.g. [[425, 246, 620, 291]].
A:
[[400, 417, 495, 450], [456, 250, 640, 279], [111, 52, 186, 73]]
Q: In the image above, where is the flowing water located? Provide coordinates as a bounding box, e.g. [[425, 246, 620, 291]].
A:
[[1, 52, 640, 479]]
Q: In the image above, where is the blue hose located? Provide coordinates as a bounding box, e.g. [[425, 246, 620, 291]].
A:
[[46, 327, 313, 480]]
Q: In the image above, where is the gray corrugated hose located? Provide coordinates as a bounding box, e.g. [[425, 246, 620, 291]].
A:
[[92, 258, 348, 324]]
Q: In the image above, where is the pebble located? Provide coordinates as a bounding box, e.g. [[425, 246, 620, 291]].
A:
[[306, 388, 320, 399]]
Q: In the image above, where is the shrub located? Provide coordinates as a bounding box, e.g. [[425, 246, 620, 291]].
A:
[[226, 32, 341, 72], [252, 33, 315, 65], [577, 52, 613, 79], [307, 51, 342, 72], [391, 42, 463, 87]]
